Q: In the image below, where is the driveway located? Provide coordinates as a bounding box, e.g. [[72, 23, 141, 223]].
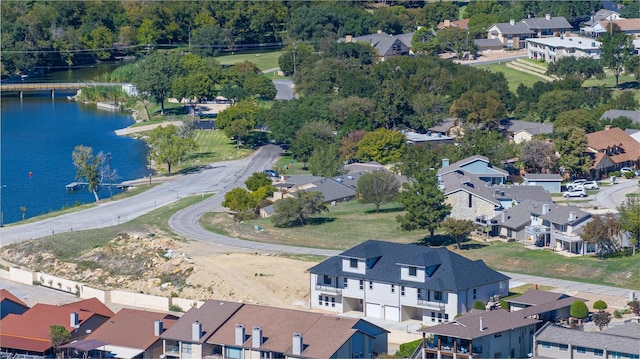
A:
[[591, 178, 638, 211]]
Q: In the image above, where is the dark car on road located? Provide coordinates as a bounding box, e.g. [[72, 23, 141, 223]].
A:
[[262, 169, 280, 178]]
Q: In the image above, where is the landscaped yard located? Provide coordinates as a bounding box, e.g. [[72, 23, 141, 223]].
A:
[[476, 62, 544, 92], [180, 129, 253, 172], [213, 50, 283, 71]]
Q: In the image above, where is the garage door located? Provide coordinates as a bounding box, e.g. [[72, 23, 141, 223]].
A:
[[366, 303, 382, 318], [385, 306, 400, 321]]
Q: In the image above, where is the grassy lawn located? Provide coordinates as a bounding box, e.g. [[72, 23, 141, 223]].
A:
[[518, 58, 548, 68], [476, 62, 544, 92], [3, 195, 211, 262], [179, 130, 253, 173], [213, 50, 283, 71], [271, 151, 311, 175]]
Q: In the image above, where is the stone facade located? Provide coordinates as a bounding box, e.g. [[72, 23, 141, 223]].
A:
[[446, 191, 497, 221]]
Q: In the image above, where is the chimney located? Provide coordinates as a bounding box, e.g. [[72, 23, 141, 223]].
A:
[[292, 333, 303, 355], [70, 312, 79, 328], [235, 324, 245, 345], [545, 14, 551, 20], [442, 158, 450, 168], [444, 19, 451, 27], [605, 125, 611, 130], [154, 320, 164, 336], [542, 204, 549, 215], [345, 35, 352, 43], [480, 317, 484, 331], [191, 321, 202, 342], [510, 19, 515, 25], [252, 326, 262, 348], [377, 29, 383, 34], [501, 211, 506, 223], [568, 211, 576, 222]]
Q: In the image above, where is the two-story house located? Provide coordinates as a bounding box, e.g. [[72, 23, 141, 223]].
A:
[[526, 36, 601, 63], [309, 240, 510, 324], [586, 126, 640, 179], [340, 31, 414, 61], [487, 20, 535, 49], [160, 299, 388, 359], [522, 202, 592, 255], [580, 9, 623, 37], [521, 14, 571, 38]]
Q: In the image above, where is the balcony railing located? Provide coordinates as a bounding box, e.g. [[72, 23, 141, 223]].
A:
[[165, 345, 180, 357], [417, 299, 445, 310], [525, 225, 550, 235], [315, 284, 342, 294], [475, 215, 497, 227]]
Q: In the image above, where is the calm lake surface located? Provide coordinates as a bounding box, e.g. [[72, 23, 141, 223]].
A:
[[1, 83, 149, 225]]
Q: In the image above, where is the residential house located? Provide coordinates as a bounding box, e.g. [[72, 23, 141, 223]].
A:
[[340, 31, 414, 61], [404, 130, 454, 145], [0, 289, 29, 319], [438, 156, 508, 186], [505, 290, 583, 324], [527, 36, 601, 63], [499, 119, 553, 143], [580, 9, 623, 37], [487, 20, 535, 49], [85, 308, 179, 358], [437, 19, 470, 31], [0, 298, 114, 357], [599, 19, 640, 38], [474, 38, 506, 54], [309, 240, 510, 324], [429, 117, 462, 137], [600, 109, 640, 125], [523, 173, 562, 193], [521, 14, 572, 38], [419, 308, 540, 359], [161, 299, 388, 358], [533, 321, 640, 359], [585, 126, 640, 179]]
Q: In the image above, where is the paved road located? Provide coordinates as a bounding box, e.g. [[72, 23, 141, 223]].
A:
[[592, 178, 638, 211], [273, 79, 296, 100]]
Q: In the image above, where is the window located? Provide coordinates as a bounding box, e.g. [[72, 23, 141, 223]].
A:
[[226, 347, 242, 359], [331, 297, 335, 307], [401, 286, 405, 296], [593, 349, 603, 356], [468, 193, 473, 207], [182, 343, 192, 354], [610, 352, 622, 359], [445, 314, 449, 320], [324, 296, 329, 306], [359, 280, 364, 290], [559, 344, 568, 351], [391, 285, 395, 293], [541, 342, 550, 349], [318, 295, 322, 305], [323, 275, 332, 285], [438, 312, 442, 322], [343, 278, 348, 288], [369, 281, 373, 290], [434, 291, 443, 301], [350, 258, 358, 268], [431, 312, 436, 322], [473, 288, 477, 300], [409, 266, 417, 276]]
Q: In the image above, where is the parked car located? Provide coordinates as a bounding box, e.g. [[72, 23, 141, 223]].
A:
[[563, 188, 587, 198], [262, 169, 280, 178], [582, 181, 599, 190], [620, 167, 636, 176], [567, 179, 587, 190]]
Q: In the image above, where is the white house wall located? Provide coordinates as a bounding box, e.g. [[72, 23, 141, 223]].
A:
[[341, 258, 366, 274]]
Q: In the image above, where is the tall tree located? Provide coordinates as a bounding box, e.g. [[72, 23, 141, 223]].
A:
[[356, 170, 401, 213], [449, 91, 506, 131], [618, 197, 640, 255], [519, 140, 557, 174], [132, 51, 183, 115], [308, 144, 344, 178], [290, 121, 336, 168], [599, 31, 636, 87], [554, 127, 590, 178], [547, 57, 605, 83], [50, 325, 72, 357], [271, 191, 328, 227], [215, 100, 258, 148], [146, 124, 196, 174], [441, 217, 476, 250], [581, 213, 621, 258], [396, 169, 451, 239], [72, 145, 104, 202], [356, 128, 406, 165]]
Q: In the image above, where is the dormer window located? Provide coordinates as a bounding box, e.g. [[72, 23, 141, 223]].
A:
[[409, 266, 417, 276], [350, 258, 358, 268]]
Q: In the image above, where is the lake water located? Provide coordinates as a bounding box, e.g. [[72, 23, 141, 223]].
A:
[[0, 93, 150, 225]]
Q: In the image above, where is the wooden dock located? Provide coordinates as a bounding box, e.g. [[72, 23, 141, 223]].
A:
[[65, 182, 131, 191]]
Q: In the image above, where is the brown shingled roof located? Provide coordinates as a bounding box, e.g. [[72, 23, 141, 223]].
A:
[[586, 127, 640, 164], [86, 308, 179, 351]]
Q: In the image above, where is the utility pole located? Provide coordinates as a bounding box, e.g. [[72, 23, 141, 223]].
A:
[[107, 153, 113, 200], [293, 42, 297, 77]]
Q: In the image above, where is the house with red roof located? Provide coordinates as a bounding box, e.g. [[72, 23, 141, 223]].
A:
[[0, 297, 113, 357], [0, 289, 29, 319], [585, 126, 640, 179]]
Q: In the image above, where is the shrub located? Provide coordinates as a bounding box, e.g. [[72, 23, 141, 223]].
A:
[[613, 309, 622, 318], [169, 304, 184, 312], [395, 339, 423, 358], [628, 300, 640, 315], [500, 299, 510, 311], [592, 311, 611, 330], [570, 300, 589, 319], [593, 300, 608, 311], [473, 300, 486, 310]]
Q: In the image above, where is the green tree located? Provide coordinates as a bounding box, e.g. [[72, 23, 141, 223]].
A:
[[49, 325, 72, 357], [422, 1, 459, 28], [222, 187, 258, 212], [554, 127, 590, 178], [441, 217, 476, 250], [278, 42, 317, 76], [537, 90, 583, 122], [216, 100, 257, 148], [547, 57, 605, 83], [290, 121, 336, 168], [137, 18, 159, 45], [435, 27, 472, 59], [581, 213, 621, 258], [308, 144, 344, 178], [72, 145, 103, 202], [132, 51, 183, 115], [271, 191, 328, 227], [245, 172, 272, 191], [340, 130, 367, 162], [593, 300, 608, 311], [618, 197, 640, 255], [411, 27, 438, 55], [570, 300, 589, 319], [519, 140, 557, 174], [191, 24, 229, 57], [396, 169, 451, 239], [356, 128, 406, 165], [356, 170, 400, 213], [592, 311, 611, 331], [449, 91, 506, 131], [554, 109, 597, 133], [600, 31, 636, 87], [472, 300, 486, 310], [147, 125, 196, 174]]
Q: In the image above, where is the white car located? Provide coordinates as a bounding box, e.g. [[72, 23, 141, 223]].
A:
[[567, 179, 587, 190], [620, 167, 636, 176], [582, 181, 599, 190], [564, 188, 587, 198]]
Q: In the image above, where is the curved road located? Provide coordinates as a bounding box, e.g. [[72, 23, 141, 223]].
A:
[[592, 178, 638, 210]]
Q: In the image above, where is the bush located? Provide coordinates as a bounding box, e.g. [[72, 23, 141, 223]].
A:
[[624, 171, 636, 179], [395, 339, 423, 358], [613, 309, 622, 318], [570, 300, 589, 319], [593, 300, 608, 311], [500, 299, 510, 311], [169, 304, 184, 312], [473, 300, 486, 310], [628, 300, 640, 315]]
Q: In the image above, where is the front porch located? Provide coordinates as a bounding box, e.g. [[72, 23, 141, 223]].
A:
[[419, 337, 479, 359]]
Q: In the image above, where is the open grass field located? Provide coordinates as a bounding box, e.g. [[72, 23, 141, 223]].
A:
[[180, 130, 253, 173], [213, 50, 283, 71], [476, 62, 544, 92]]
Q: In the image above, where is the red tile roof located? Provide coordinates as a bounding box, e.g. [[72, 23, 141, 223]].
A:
[[86, 308, 179, 350], [0, 289, 28, 307]]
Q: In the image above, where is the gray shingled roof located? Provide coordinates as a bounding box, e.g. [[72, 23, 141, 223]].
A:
[[309, 240, 510, 292], [491, 22, 535, 35], [489, 199, 587, 230], [521, 16, 571, 30], [474, 38, 504, 48], [600, 109, 640, 124], [346, 32, 413, 57], [535, 322, 640, 355], [501, 119, 553, 135], [429, 117, 459, 133], [582, 9, 620, 26], [160, 300, 243, 343]]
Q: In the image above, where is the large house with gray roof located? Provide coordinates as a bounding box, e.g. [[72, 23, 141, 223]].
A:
[[600, 109, 640, 125], [533, 321, 640, 359], [500, 119, 554, 144], [309, 240, 510, 324], [340, 31, 414, 61], [487, 14, 571, 49]]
